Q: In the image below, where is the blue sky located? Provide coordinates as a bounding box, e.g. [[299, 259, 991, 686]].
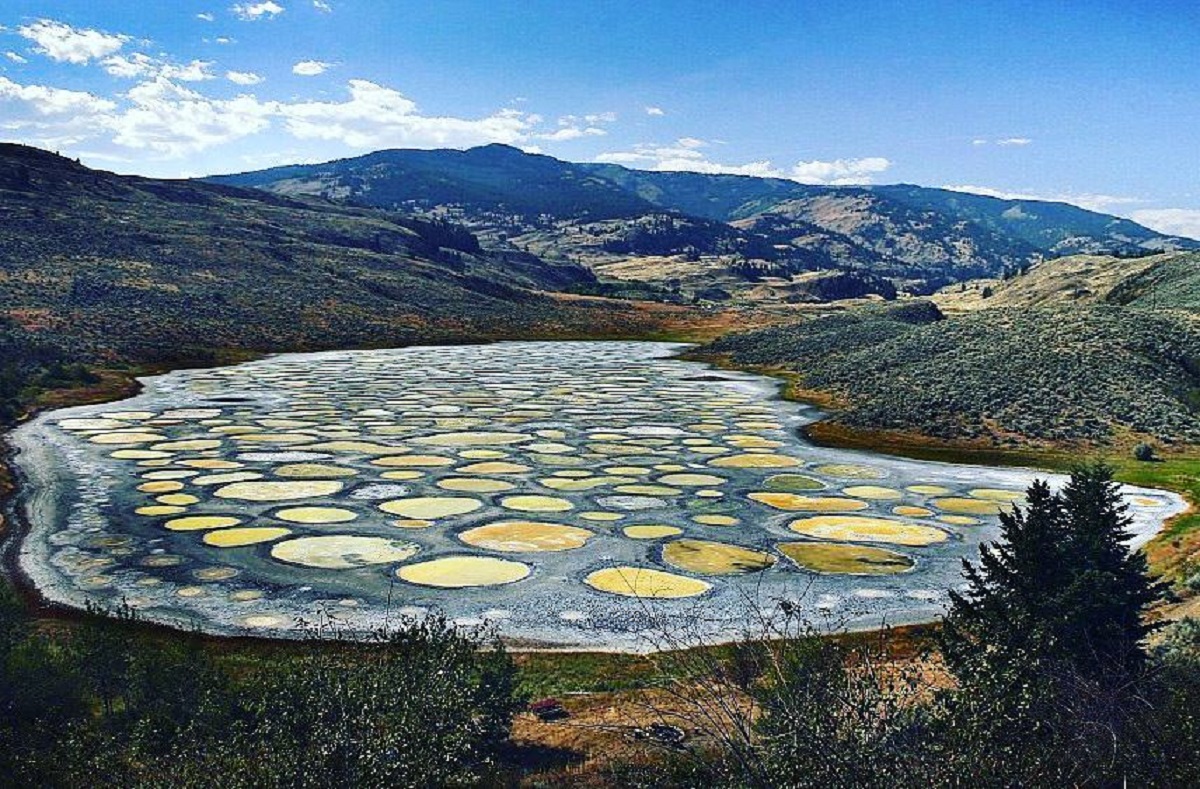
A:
[[2, 1, 1198, 237]]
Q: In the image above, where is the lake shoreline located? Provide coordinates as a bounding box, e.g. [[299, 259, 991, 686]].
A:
[[7, 340, 1190, 647], [2, 338, 1190, 652]]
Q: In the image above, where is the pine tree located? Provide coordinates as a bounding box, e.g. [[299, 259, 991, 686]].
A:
[[938, 465, 1163, 784], [941, 479, 1069, 677], [1057, 463, 1161, 678], [942, 464, 1159, 681]]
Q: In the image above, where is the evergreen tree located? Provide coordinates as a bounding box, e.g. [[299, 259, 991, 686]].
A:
[[941, 479, 1069, 678], [1057, 463, 1161, 678], [938, 464, 1163, 784], [943, 465, 1158, 681]]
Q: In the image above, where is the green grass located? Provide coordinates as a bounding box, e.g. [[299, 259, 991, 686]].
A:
[[1108, 457, 1200, 507], [515, 651, 659, 698]]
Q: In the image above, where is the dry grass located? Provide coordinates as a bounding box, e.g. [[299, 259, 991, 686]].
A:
[[933, 253, 1175, 313], [510, 624, 949, 785]]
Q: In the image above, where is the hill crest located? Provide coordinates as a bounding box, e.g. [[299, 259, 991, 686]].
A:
[[205, 144, 1197, 301]]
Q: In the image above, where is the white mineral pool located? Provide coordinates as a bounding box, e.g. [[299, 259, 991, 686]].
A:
[[9, 341, 1186, 651]]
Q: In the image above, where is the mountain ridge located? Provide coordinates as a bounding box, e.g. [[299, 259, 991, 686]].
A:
[[205, 144, 1196, 300]]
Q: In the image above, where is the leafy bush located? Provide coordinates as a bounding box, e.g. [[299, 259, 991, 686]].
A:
[[0, 592, 524, 788]]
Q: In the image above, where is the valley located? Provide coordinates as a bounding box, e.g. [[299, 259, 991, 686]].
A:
[[5, 143, 1200, 607], [3, 141, 1200, 788]]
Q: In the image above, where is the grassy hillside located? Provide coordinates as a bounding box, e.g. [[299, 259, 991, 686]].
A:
[[1108, 252, 1200, 310], [0, 144, 700, 357], [934, 251, 1200, 313], [696, 301, 1200, 447]]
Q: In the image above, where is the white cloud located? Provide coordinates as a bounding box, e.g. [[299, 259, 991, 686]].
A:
[[645, 106, 665, 116], [4, 72, 538, 158], [556, 111, 616, 128], [591, 151, 650, 165], [197, 12, 215, 22], [971, 137, 1033, 147], [1130, 209, 1200, 241], [0, 75, 117, 147], [162, 60, 217, 81], [0, 71, 621, 165], [0, 75, 116, 115], [313, 0, 332, 11], [108, 77, 275, 156], [280, 79, 531, 149], [214, 37, 235, 45], [5, 52, 27, 64], [595, 140, 780, 178], [943, 184, 1046, 201], [595, 140, 892, 184], [232, 2, 285, 21], [791, 157, 891, 185], [1063, 194, 1144, 213], [226, 70, 263, 85], [101, 54, 215, 82], [2, 71, 277, 158], [100, 53, 156, 78], [542, 112, 614, 142], [292, 60, 332, 76], [18, 19, 128, 64], [537, 126, 605, 142], [943, 184, 1148, 214]]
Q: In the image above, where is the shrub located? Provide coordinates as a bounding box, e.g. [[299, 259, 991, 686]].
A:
[[0, 590, 525, 788]]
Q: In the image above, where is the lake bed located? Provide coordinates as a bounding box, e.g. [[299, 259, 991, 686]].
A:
[[10, 341, 1185, 651]]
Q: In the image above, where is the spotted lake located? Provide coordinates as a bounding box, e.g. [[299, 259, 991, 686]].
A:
[[9, 342, 1185, 650]]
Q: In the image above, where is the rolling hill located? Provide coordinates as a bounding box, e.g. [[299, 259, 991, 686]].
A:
[[696, 251, 1200, 449], [934, 251, 1200, 312], [0, 144, 694, 373], [207, 145, 1197, 299], [696, 298, 1200, 448]]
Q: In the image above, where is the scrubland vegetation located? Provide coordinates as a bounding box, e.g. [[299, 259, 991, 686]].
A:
[[1108, 251, 1200, 310], [0, 318, 99, 423], [0, 598, 524, 787], [699, 301, 1200, 445]]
